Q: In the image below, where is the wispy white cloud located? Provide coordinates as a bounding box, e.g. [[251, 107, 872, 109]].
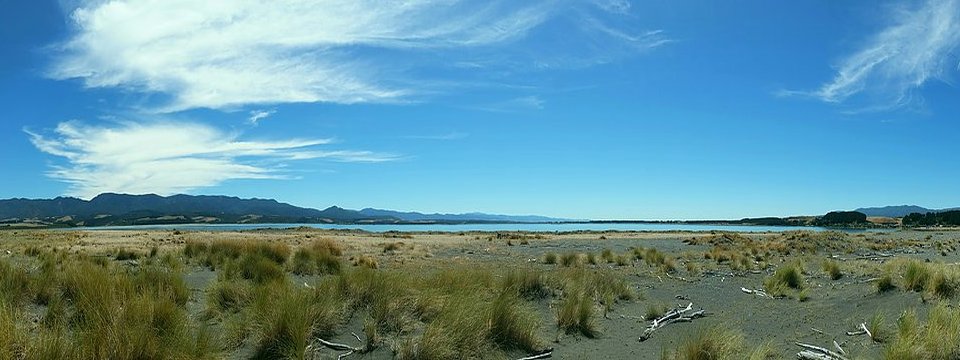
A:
[[248, 109, 275, 125], [472, 96, 546, 113], [798, 0, 960, 109], [26, 121, 397, 198], [50, 0, 668, 111]]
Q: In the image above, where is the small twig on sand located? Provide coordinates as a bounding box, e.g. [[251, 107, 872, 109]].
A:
[[833, 340, 845, 355]]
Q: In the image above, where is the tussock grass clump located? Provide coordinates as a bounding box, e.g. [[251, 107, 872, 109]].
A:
[[889, 259, 959, 299], [24, 245, 43, 257], [133, 265, 190, 305], [585, 252, 598, 265], [252, 284, 327, 359], [115, 248, 140, 260], [662, 325, 744, 360], [395, 268, 544, 359], [645, 302, 668, 320], [409, 296, 490, 359], [338, 268, 414, 333], [822, 259, 843, 280], [289, 240, 342, 275], [593, 270, 635, 314], [601, 248, 615, 263], [54, 257, 219, 359], [543, 253, 558, 264], [928, 267, 959, 299], [556, 286, 597, 337], [0, 302, 22, 359], [0, 259, 32, 305], [885, 303, 960, 359], [352, 255, 379, 269], [232, 254, 286, 284], [382, 241, 405, 253], [184, 240, 210, 258], [184, 239, 290, 270], [251, 242, 292, 265], [763, 261, 805, 298], [903, 260, 931, 292], [877, 274, 896, 293], [206, 279, 252, 314], [643, 248, 666, 267], [488, 291, 541, 353], [867, 312, 888, 343], [560, 253, 582, 267], [502, 269, 551, 300]]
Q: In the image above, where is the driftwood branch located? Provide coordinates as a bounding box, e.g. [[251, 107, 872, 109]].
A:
[[795, 342, 849, 360], [741, 287, 774, 299], [638, 302, 705, 341], [314, 338, 365, 360], [516, 348, 554, 360], [861, 323, 872, 340], [845, 323, 872, 339], [798, 350, 838, 360]]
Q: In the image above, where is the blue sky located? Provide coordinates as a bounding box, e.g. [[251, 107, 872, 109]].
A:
[[1, 0, 959, 220]]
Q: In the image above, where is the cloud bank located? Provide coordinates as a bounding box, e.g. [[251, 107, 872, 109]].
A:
[[50, 0, 667, 111], [809, 0, 960, 109], [27, 121, 397, 198]]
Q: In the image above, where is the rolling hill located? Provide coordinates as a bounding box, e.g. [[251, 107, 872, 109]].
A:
[[0, 193, 567, 227]]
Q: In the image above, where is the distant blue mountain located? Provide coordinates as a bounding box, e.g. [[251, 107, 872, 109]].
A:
[[0, 193, 569, 227], [854, 205, 960, 218], [358, 208, 570, 223]]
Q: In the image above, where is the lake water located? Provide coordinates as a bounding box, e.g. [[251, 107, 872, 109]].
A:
[[81, 223, 893, 233]]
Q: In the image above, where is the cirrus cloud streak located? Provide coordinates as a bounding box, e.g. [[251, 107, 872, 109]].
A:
[[27, 121, 397, 198], [50, 0, 668, 111], [798, 0, 960, 110]]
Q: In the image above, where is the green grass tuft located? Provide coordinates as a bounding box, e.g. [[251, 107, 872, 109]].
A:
[[822, 259, 843, 280]]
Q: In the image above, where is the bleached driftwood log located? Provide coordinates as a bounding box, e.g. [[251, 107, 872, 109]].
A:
[[798, 350, 838, 360], [795, 342, 849, 360], [741, 287, 774, 298], [516, 348, 554, 360], [638, 302, 705, 341]]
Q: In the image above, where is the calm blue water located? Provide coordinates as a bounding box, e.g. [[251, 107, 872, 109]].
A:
[[80, 223, 893, 233]]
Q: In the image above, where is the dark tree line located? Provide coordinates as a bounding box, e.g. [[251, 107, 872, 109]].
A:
[[815, 211, 868, 226], [903, 211, 960, 226]]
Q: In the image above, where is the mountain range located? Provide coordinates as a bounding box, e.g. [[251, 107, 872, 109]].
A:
[[0, 193, 568, 227], [853, 205, 960, 218]]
